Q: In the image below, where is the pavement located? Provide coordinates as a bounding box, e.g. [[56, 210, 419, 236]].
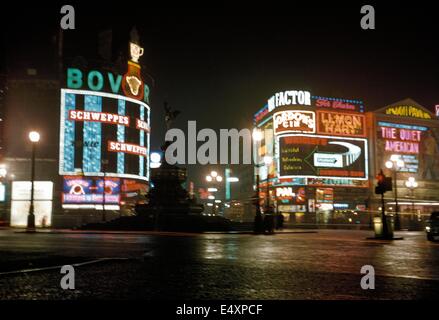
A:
[[0, 228, 438, 300]]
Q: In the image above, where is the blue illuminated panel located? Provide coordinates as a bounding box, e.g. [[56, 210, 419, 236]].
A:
[[63, 93, 76, 172], [83, 95, 102, 173], [117, 99, 126, 174]]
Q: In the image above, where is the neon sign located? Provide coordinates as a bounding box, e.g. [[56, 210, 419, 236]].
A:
[[317, 111, 366, 137], [380, 126, 421, 154], [66, 68, 149, 103], [273, 110, 316, 135], [385, 105, 432, 119], [62, 177, 120, 205], [268, 90, 311, 111], [108, 141, 148, 157], [68, 110, 130, 126]]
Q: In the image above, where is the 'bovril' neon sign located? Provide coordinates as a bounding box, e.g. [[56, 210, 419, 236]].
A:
[[66, 68, 150, 103]]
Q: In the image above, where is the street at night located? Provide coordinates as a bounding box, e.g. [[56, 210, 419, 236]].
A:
[[1, 1, 439, 311], [0, 229, 438, 300]]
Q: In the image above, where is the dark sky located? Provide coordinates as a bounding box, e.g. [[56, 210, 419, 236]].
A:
[[2, 1, 439, 185]]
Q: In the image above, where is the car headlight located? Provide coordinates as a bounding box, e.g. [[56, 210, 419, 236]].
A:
[[426, 226, 431, 232]]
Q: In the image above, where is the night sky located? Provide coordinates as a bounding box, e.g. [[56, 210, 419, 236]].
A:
[[2, 1, 439, 185]]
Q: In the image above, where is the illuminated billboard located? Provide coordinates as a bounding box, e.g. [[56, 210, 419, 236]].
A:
[[60, 38, 151, 184], [317, 111, 366, 137], [59, 89, 150, 181], [277, 134, 368, 180], [377, 121, 431, 174], [62, 176, 121, 205], [11, 181, 53, 227], [273, 110, 316, 135]]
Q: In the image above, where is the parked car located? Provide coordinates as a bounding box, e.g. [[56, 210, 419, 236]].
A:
[[426, 212, 439, 241]]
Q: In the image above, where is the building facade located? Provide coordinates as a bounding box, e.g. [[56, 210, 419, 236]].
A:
[[3, 30, 153, 228], [253, 90, 439, 229]]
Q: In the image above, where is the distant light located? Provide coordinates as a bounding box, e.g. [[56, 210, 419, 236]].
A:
[[208, 195, 215, 200], [211, 171, 218, 178], [252, 128, 263, 142], [215, 200, 221, 203], [263, 156, 273, 165], [206, 175, 213, 182], [207, 203, 213, 207], [385, 161, 393, 169], [150, 152, 161, 163], [29, 131, 40, 143], [216, 176, 223, 182], [207, 188, 218, 192], [150, 162, 161, 169], [227, 177, 239, 183]]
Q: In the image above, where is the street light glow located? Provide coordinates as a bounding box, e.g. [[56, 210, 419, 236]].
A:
[[385, 161, 393, 169], [206, 175, 213, 182], [264, 156, 273, 166], [252, 128, 263, 141], [396, 159, 404, 168], [216, 175, 223, 182], [29, 131, 40, 143], [210, 171, 218, 178]]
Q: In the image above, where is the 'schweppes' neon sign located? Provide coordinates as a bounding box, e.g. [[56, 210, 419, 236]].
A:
[[68, 110, 130, 126]]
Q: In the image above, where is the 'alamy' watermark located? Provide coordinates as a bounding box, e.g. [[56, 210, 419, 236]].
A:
[[60, 265, 75, 290], [164, 121, 269, 165], [360, 265, 375, 290]]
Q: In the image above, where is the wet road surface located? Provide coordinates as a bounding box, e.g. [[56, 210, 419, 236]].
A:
[[0, 229, 438, 299]]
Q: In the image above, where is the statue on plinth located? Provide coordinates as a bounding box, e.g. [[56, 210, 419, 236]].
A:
[[136, 102, 204, 230]]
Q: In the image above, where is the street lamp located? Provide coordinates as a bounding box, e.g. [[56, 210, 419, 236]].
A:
[[252, 128, 264, 233], [0, 165, 7, 222], [263, 155, 273, 212], [206, 170, 223, 215], [405, 177, 418, 218], [27, 131, 40, 232], [385, 155, 404, 230]]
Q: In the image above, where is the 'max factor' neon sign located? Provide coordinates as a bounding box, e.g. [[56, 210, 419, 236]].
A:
[[66, 68, 150, 103]]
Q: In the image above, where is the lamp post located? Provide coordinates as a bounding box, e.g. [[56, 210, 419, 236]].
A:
[[385, 155, 404, 231], [206, 171, 222, 215], [252, 128, 264, 233], [405, 177, 418, 222], [27, 131, 40, 232], [263, 155, 275, 231], [263, 156, 273, 212], [0, 165, 7, 222]]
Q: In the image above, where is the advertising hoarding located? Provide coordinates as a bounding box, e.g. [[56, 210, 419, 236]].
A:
[[10, 181, 53, 227], [317, 111, 366, 137], [62, 176, 121, 205], [273, 110, 316, 135], [59, 89, 150, 181], [376, 121, 439, 178], [277, 134, 368, 180]]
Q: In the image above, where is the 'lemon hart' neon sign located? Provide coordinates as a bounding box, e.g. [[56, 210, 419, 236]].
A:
[[385, 105, 431, 119], [66, 68, 150, 103]]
